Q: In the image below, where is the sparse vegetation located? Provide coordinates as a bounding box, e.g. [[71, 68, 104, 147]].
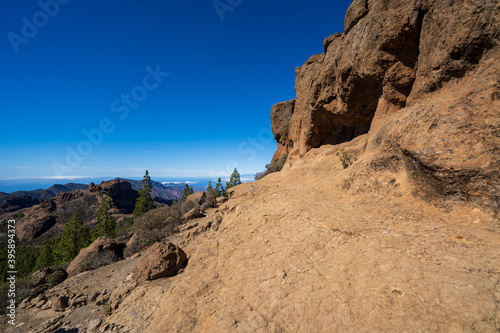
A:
[[336, 149, 357, 169], [124, 204, 182, 257], [226, 168, 242, 190], [181, 184, 194, 202], [180, 200, 199, 215], [133, 170, 155, 216], [92, 194, 117, 240], [255, 153, 288, 180], [53, 214, 91, 265]]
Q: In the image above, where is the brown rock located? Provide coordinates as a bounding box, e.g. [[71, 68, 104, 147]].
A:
[[216, 197, 227, 204], [33, 266, 68, 287], [270, 100, 294, 163], [270, 0, 499, 211], [186, 191, 206, 205], [183, 207, 202, 221], [66, 237, 126, 276], [87, 319, 102, 332], [131, 242, 187, 281], [95, 292, 110, 306], [52, 296, 69, 312]]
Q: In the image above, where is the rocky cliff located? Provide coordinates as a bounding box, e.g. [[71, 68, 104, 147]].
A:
[[271, 0, 499, 212]]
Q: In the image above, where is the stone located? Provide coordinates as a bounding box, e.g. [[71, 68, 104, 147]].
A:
[[66, 237, 126, 276], [33, 266, 68, 287], [87, 319, 102, 332], [216, 197, 227, 204], [89, 291, 101, 302], [131, 242, 187, 281], [186, 191, 206, 205], [70, 295, 87, 308], [183, 207, 202, 221], [52, 296, 69, 312]]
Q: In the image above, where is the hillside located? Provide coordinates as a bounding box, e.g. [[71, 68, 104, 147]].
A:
[[2, 0, 498, 331]]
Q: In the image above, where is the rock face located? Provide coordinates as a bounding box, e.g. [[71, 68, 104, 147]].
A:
[[186, 191, 206, 205], [89, 179, 139, 214], [131, 242, 187, 281], [66, 237, 126, 276], [270, 0, 499, 211]]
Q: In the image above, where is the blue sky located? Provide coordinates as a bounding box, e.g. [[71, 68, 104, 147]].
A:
[[0, 0, 352, 181]]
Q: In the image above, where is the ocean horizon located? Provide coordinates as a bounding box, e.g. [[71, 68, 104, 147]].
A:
[[0, 175, 256, 193]]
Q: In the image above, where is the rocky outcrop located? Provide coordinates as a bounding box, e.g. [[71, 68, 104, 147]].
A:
[[0, 194, 40, 213], [32, 266, 68, 288], [186, 191, 206, 205], [183, 207, 202, 221], [271, 0, 499, 211], [271, 100, 294, 162], [131, 242, 187, 281], [90, 179, 139, 214], [66, 237, 126, 276], [10, 180, 140, 242]]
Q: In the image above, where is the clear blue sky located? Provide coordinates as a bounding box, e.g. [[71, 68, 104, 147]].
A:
[[0, 0, 352, 180]]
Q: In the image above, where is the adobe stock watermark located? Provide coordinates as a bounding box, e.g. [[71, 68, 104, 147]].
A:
[[7, 0, 71, 54], [213, 0, 243, 21], [6, 219, 17, 326], [51, 65, 169, 176], [222, 127, 274, 175]]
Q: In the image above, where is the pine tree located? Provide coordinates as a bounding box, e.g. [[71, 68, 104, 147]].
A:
[[34, 245, 54, 271], [133, 170, 155, 216], [181, 184, 195, 202], [93, 194, 116, 240], [206, 181, 213, 192], [226, 168, 242, 189], [53, 214, 91, 264], [215, 178, 228, 197], [181, 184, 190, 202]]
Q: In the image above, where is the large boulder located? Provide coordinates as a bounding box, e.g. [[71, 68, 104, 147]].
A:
[[131, 242, 187, 281], [66, 237, 126, 276], [186, 191, 206, 205], [33, 266, 68, 287], [183, 207, 202, 221]]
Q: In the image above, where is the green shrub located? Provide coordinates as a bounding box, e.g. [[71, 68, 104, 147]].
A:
[[255, 153, 288, 180], [336, 149, 358, 169], [180, 200, 199, 215], [124, 205, 182, 257]]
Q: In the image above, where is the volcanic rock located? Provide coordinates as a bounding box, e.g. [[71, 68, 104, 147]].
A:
[[131, 242, 187, 281], [66, 237, 126, 276], [186, 191, 206, 205]]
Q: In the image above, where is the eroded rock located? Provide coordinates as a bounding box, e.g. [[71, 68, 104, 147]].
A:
[[132, 242, 187, 282]]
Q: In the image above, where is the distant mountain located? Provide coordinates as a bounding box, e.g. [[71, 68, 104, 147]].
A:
[[0, 183, 89, 214], [117, 178, 205, 202]]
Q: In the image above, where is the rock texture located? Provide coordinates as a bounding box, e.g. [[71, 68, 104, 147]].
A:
[[186, 191, 206, 206], [270, 0, 499, 212], [131, 242, 187, 281], [32, 266, 68, 287], [66, 237, 126, 276]]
